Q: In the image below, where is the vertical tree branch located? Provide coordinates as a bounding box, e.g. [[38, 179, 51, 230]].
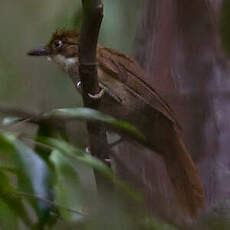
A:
[[79, 0, 112, 194], [79, 0, 103, 98]]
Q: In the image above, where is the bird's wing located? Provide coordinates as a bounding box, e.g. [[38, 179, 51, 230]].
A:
[[98, 47, 181, 129]]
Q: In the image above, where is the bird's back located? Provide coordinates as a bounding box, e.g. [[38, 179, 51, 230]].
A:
[[97, 46, 180, 129]]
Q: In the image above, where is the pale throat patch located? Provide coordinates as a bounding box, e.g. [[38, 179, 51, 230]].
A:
[[49, 54, 78, 72]]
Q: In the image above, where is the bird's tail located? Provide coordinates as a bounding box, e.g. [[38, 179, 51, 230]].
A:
[[162, 134, 205, 217]]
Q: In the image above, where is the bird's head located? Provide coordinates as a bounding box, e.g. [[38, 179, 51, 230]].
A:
[[27, 29, 80, 73]]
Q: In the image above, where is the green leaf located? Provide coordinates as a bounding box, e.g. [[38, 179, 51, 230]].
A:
[[0, 198, 18, 230], [0, 132, 52, 222], [0, 166, 19, 175], [32, 124, 57, 227], [0, 132, 15, 153], [38, 137, 142, 202], [39, 136, 111, 176], [44, 107, 146, 141], [0, 170, 32, 227], [50, 150, 85, 221]]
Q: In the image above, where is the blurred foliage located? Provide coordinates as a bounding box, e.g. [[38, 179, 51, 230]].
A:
[[0, 108, 177, 229], [44, 107, 146, 141]]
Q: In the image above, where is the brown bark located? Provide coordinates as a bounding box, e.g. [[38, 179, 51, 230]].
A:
[[79, 0, 106, 164]]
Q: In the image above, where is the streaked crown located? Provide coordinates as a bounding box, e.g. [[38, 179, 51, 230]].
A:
[[47, 30, 80, 57]]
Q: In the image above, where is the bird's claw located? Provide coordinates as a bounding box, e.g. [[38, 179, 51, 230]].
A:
[[88, 88, 105, 99], [76, 81, 104, 100], [76, 81, 81, 88]]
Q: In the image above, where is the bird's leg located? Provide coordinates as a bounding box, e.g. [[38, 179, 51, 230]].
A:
[[88, 87, 105, 99], [77, 81, 105, 99], [76, 81, 82, 89]]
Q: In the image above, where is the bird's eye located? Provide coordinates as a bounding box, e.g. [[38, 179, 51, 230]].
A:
[[54, 40, 63, 48]]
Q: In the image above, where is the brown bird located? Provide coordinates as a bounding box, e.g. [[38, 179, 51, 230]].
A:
[[28, 29, 205, 217]]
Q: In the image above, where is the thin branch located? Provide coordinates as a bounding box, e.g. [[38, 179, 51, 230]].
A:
[[16, 191, 87, 216]]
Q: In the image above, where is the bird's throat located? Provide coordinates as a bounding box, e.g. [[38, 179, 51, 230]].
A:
[[51, 54, 78, 74]]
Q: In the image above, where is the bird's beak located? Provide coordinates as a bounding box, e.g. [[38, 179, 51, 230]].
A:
[[27, 45, 49, 56]]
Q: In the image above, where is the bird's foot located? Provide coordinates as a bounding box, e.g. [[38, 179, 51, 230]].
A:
[[76, 81, 81, 89], [88, 87, 105, 99], [76, 81, 104, 100]]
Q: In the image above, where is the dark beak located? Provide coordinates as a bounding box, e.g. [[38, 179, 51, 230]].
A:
[[27, 45, 49, 56]]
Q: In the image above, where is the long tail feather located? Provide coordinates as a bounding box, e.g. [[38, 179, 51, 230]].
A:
[[163, 135, 205, 217]]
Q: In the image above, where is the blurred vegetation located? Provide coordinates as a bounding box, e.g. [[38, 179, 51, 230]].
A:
[[0, 0, 230, 229], [0, 107, 178, 229]]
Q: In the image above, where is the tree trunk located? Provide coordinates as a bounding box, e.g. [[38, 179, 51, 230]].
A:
[[130, 0, 230, 226]]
